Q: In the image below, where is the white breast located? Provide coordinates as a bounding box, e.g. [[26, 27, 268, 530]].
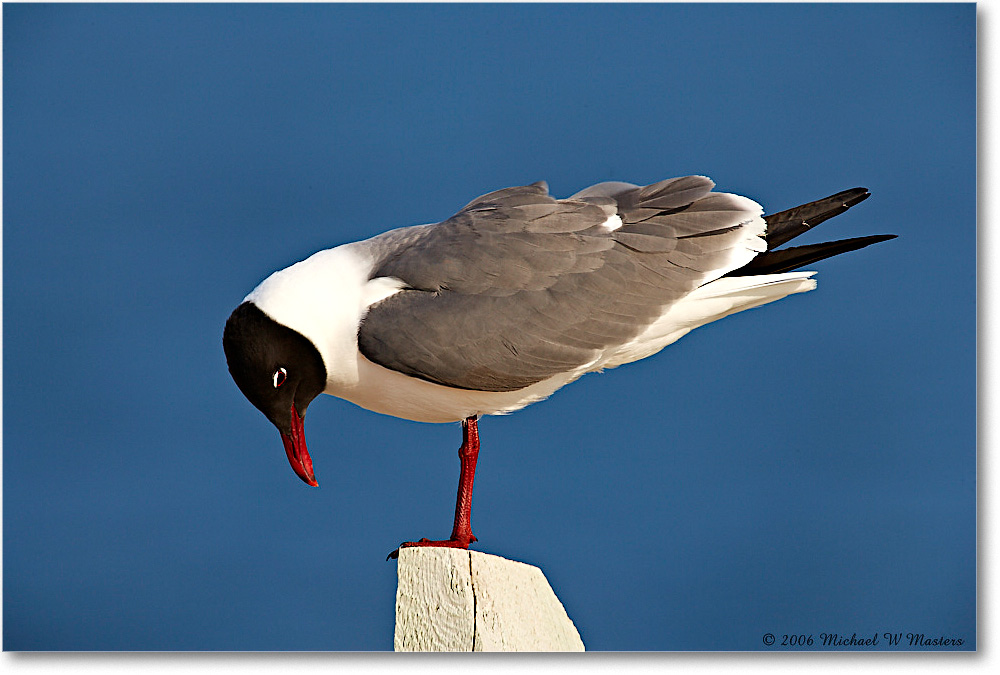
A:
[[335, 355, 594, 423]]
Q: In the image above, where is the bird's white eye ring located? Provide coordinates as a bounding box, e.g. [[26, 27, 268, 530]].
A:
[[273, 367, 287, 389]]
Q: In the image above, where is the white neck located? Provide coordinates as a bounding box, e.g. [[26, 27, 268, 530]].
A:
[[245, 243, 389, 387]]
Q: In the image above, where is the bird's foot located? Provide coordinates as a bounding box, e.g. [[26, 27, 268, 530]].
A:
[[386, 534, 477, 561]]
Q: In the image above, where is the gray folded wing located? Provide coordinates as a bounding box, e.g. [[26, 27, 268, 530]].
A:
[[357, 177, 762, 392]]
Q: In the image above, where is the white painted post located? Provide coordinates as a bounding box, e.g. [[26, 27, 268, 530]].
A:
[[394, 547, 585, 652]]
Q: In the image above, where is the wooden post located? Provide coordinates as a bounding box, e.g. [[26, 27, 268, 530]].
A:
[[394, 547, 585, 652]]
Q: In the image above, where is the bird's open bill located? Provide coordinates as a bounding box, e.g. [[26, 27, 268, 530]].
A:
[[281, 405, 318, 487]]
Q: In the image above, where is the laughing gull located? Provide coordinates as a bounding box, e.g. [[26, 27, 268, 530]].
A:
[[222, 175, 894, 557]]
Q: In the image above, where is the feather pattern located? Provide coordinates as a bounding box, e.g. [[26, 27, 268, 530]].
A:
[[358, 177, 766, 392]]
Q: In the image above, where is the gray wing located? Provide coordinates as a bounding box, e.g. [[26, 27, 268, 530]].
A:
[[357, 177, 762, 392]]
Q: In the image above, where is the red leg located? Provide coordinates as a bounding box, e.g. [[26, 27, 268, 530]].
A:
[[388, 416, 480, 560]]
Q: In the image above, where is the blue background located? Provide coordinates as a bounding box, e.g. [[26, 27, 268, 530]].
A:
[[3, 3, 975, 651]]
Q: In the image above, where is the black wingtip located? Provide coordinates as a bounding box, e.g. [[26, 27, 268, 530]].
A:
[[839, 187, 871, 209], [725, 233, 897, 277], [764, 187, 874, 249]]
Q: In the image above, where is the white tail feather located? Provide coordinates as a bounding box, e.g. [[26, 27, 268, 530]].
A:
[[599, 272, 818, 369]]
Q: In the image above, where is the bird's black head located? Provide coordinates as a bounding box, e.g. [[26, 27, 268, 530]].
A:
[[223, 301, 327, 486]]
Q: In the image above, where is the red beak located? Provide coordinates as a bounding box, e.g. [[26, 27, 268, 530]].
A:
[[281, 405, 318, 487]]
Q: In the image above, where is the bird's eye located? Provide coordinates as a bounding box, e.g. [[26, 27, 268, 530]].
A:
[[273, 367, 287, 389]]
